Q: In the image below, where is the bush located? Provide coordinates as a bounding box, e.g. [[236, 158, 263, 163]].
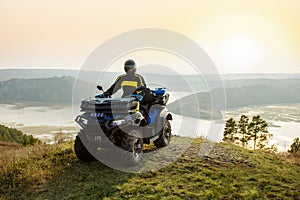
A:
[[0, 124, 40, 146]]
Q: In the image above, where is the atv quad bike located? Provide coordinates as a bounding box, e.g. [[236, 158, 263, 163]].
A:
[[74, 86, 172, 166]]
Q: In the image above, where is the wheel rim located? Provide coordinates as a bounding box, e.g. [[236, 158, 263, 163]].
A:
[[133, 139, 142, 161], [164, 126, 171, 144]]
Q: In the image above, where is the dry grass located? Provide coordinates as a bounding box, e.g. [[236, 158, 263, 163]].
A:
[[277, 152, 300, 165], [0, 142, 75, 199]]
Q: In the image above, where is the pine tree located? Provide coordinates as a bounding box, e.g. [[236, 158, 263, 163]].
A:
[[223, 118, 237, 143], [237, 115, 249, 148], [288, 138, 300, 154], [248, 115, 270, 150]]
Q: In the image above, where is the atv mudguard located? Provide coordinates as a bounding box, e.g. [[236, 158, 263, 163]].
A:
[[151, 106, 172, 133], [159, 106, 173, 121]]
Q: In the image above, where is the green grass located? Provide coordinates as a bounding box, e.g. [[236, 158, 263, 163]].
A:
[[0, 139, 299, 200]]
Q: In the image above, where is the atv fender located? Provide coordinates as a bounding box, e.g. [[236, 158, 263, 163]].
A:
[[159, 106, 172, 121], [155, 106, 172, 132]]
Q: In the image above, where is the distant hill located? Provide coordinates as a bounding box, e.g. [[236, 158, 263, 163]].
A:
[[1, 69, 300, 109], [221, 73, 300, 80], [220, 79, 300, 108], [0, 76, 92, 104], [168, 79, 300, 119], [0, 69, 79, 81], [1, 69, 300, 81], [1, 69, 300, 93], [0, 69, 212, 92]]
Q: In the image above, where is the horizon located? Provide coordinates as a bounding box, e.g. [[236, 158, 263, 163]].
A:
[[1, 67, 300, 76]]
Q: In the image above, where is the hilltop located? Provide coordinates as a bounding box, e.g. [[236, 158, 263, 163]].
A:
[[0, 138, 299, 200]]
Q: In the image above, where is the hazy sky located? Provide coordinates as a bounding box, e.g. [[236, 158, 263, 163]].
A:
[[0, 0, 300, 74]]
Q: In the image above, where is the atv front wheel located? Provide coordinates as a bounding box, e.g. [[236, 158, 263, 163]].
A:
[[74, 135, 95, 162], [154, 120, 172, 148], [120, 129, 143, 166]]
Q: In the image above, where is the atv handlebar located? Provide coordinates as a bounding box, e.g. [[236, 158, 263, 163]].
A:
[[95, 85, 168, 104], [95, 85, 111, 98]]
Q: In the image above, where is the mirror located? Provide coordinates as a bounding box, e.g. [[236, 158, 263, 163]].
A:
[[97, 85, 103, 91]]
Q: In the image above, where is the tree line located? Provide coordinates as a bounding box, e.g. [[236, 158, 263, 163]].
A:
[[223, 115, 272, 150], [223, 115, 300, 155], [0, 124, 40, 146]]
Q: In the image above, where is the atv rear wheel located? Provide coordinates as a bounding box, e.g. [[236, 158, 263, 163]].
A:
[[154, 120, 171, 148], [74, 135, 95, 162]]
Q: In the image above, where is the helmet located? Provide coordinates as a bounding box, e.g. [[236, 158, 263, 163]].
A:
[[124, 59, 136, 73]]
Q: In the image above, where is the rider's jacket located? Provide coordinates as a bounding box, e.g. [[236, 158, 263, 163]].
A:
[[105, 72, 146, 97]]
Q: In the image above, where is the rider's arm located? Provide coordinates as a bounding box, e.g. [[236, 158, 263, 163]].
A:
[[105, 75, 123, 95], [135, 74, 146, 88], [141, 76, 146, 87]]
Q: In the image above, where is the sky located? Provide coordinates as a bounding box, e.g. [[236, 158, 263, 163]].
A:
[[0, 0, 300, 74]]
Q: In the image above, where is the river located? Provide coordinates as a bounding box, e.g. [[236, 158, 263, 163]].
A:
[[0, 103, 298, 151]]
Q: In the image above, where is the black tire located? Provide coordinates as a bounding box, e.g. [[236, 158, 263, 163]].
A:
[[154, 120, 172, 148], [120, 129, 143, 166], [74, 135, 95, 162]]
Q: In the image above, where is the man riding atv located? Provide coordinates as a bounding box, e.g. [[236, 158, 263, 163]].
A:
[[103, 59, 146, 98], [74, 59, 172, 166]]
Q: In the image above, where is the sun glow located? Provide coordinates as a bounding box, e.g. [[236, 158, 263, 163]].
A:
[[218, 35, 263, 71]]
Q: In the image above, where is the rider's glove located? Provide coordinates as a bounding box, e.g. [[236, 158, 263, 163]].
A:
[[95, 93, 106, 98]]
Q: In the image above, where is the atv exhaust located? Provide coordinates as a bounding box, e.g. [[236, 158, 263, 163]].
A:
[[126, 112, 147, 126]]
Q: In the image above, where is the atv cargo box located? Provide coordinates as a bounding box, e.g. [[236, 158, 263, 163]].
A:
[[80, 97, 138, 114]]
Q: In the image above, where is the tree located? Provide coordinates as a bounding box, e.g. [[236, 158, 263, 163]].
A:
[[237, 115, 249, 148], [223, 118, 237, 143], [248, 115, 271, 150], [288, 138, 300, 154], [223, 115, 273, 150]]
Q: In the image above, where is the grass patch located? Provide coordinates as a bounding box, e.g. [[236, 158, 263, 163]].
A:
[[0, 138, 299, 199]]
